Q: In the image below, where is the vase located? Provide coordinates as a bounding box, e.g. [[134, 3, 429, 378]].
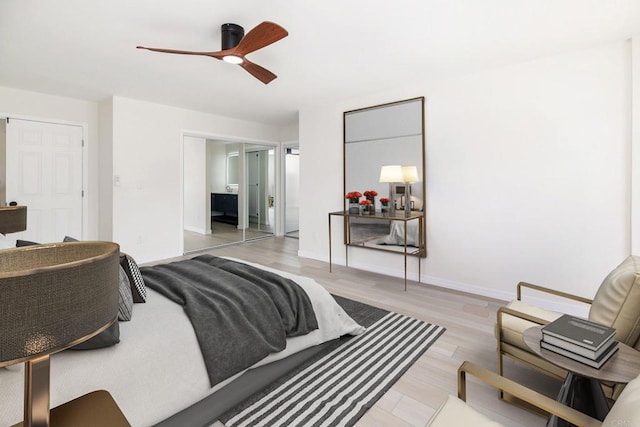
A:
[[381, 205, 389, 216], [348, 201, 359, 214]]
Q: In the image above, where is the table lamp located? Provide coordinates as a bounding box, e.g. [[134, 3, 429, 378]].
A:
[[379, 165, 403, 215], [401, 166, 420, 218], [0, 241, 121, 427], [0, 205, 27, 234]]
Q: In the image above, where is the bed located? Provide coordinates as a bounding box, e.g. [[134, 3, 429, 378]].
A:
[[0, 254, 365, 426]]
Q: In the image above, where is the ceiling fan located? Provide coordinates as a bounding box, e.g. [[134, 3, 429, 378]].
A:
[[137, 21, 288, 84]]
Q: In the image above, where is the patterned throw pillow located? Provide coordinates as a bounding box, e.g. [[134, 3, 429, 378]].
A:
[[118, 266, 134, 320], [120, 253, 147, 303]]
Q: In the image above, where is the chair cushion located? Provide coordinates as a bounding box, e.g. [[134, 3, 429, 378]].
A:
[[498, 300, 563, 351], [426, 395, 504, 427], [589, 255, 640, 346], [603, 371, 640, 426]]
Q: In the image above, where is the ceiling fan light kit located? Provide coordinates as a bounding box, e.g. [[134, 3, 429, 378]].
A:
[[136, 21, 288, 84], [223, 55, 243, 64]]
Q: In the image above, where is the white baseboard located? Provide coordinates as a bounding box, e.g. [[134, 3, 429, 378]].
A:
[[297, 250, 589, 317], [184, 226, 210, 235]]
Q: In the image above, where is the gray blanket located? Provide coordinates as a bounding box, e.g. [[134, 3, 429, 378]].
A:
[[140, 255, 318, 386]]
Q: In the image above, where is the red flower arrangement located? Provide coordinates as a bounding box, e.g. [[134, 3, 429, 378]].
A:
[[359, 199, 372, 206], [380, 197, 390, 206], [363, 190, 378, 198], [345, 191, 362, 202]]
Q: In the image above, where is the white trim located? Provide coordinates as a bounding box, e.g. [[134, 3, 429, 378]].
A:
[[184, 225, 210, 235]]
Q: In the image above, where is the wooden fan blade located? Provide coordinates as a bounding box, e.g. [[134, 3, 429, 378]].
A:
[[239, 58, 277, 84], [234, 21, 288, 56], [137, 45, 225, 59]]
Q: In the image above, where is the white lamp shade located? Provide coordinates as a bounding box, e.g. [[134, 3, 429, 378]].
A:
[[379, 165, 404, 183], [402, 166, 420, 183]]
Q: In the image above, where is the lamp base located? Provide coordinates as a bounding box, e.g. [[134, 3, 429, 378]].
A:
[[13, 390, 129, 427]]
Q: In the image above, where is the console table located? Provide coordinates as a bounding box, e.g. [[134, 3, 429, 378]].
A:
[[328, 210, 425, 291]]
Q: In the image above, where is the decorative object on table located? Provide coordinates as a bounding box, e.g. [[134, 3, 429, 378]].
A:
[[380, 197, 390, 215], [363, 190, 377, 210], [359, 199, 374, 215], [401, 166, 420, 218], [345, 191, 362, 214], [0, 241, 121, 426], [379, 165, 403, 216], [541, 315, 618, 369]]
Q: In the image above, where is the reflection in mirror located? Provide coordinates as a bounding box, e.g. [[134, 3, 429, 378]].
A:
[[343, 97, 426, 257], [244, 145, 276, 239], [227, 152, 239, 187], [183, 137, 245, 252]]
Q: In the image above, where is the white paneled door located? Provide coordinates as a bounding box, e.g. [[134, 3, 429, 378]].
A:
[[5, 118, 83, 243]]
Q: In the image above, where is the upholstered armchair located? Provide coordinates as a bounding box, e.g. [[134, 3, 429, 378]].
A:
[[426, 361, 640, 427], [496, 256, 640, 400]]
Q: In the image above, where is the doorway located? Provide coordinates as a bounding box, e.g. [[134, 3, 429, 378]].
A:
[[245, 146, 275, 239], [284, 146, 299, 238], [3, 117, 84, 243]]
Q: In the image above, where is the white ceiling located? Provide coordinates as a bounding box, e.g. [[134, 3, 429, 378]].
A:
[[1, 1, 639, 127]]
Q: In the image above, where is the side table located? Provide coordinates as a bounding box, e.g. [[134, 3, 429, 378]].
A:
[[523, 326, 640, 425]]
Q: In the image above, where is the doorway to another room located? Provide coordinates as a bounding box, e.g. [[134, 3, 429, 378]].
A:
[[182, 135, 277, 254], [284, 146, 299, 238], [245, 146, 275, 238]]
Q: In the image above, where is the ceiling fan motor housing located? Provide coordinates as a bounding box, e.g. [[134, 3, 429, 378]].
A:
[[221, 23, 244, 49]]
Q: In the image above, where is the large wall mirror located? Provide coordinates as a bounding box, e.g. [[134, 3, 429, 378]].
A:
[[343, 96, 426, 257]]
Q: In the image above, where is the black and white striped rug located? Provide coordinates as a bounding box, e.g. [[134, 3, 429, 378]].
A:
[[222, 312, 445, 427]]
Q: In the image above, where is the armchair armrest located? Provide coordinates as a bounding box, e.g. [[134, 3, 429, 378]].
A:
[[496, 307, 549, 334], [497, 306, 551, 329], [457, 361, 602, 427], [517, 282, 593, 305]]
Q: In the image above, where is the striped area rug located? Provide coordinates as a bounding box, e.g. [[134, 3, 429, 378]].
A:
[[222, 312, 445, 427]]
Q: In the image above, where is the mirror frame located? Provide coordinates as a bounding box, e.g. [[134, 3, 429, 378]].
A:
[[343, 96, 426, 257]]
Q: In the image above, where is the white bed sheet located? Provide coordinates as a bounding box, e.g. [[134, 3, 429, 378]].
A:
[[0, 259, 364, 427]]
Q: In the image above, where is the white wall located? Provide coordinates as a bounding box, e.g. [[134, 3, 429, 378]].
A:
[[98, 97, 114, 240], [300, 41, 632, 308], [0, 86, 100, 239], [110, 96, 281, 262], [632, 35, 640, 254], [183, 135, 209, 234]]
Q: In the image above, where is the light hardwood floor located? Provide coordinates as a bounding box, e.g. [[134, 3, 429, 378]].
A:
[[193, 237, 562, 427]]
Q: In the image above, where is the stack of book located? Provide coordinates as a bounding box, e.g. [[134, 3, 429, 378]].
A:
[[541, 315, 618, 369]]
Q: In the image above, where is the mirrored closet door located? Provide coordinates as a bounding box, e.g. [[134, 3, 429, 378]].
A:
[[182, 136, 276, 253]]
